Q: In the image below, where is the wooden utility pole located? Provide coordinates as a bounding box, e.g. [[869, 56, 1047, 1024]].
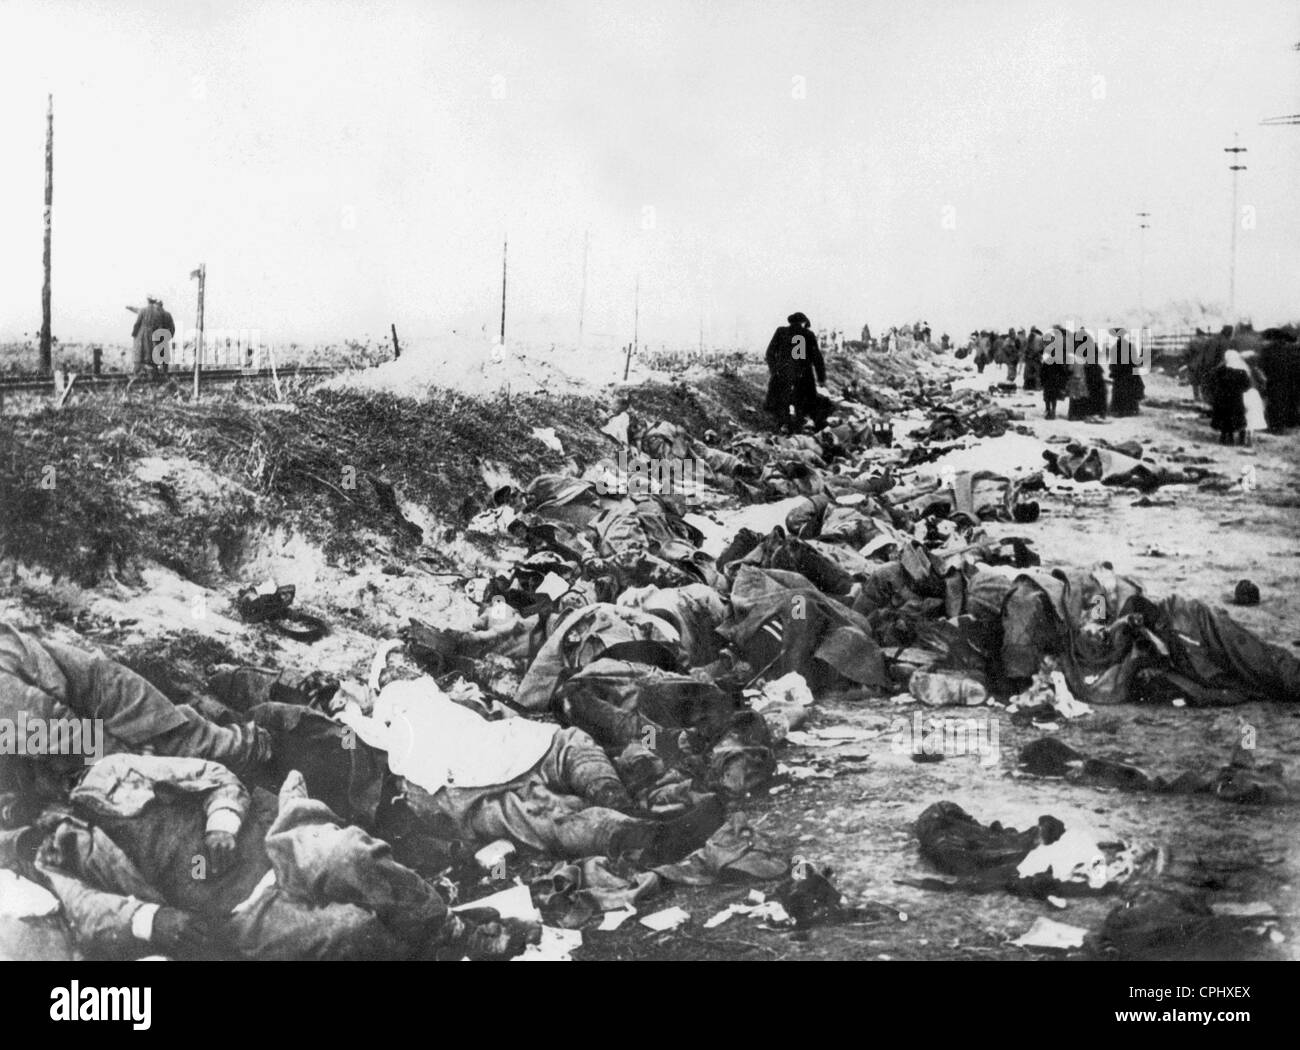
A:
[[500, 236, 508, 344], [391, 323, 401, 359], [578, 229, 589, 346], [1224, 134, 1248, 321], [190, 264, 206, 399], [39, 94, 53, 375]]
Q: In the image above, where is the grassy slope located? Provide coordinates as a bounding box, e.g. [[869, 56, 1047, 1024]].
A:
[[0, 371, 769, 587]]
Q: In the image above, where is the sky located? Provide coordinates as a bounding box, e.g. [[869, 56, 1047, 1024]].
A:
[[0, 0, 1297, 355]]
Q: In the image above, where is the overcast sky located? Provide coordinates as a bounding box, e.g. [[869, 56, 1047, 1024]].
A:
[[1, 0, 1297, 352]]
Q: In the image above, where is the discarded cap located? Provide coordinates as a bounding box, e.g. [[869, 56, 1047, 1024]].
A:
[[1233, 580, 1261, 606]]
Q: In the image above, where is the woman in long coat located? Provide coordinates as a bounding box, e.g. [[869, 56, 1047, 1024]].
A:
[[1109, 330, 1145, 416]]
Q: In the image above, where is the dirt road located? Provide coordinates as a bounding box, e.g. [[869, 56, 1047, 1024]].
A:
[[585, 370, 1300, 960], [3, 361, 1297, 961]]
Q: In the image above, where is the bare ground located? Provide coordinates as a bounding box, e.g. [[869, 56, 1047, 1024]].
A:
[[580, 371, 1300, 961], [2, 364, 1297, 961]]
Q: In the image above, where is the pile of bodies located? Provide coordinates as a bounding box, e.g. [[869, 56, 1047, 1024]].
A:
[[3, 361, 1297, 961]]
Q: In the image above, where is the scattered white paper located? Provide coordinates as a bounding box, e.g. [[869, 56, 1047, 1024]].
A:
[[598, 907, 638, 931], [0, 871, 59, 919], [640, 906, 690, 932], [453, 882, 540, 924], [777, 763, 834, 781], [1011, 916, 1087, 950], [530, 427, 564, 453], [784, 731, 822, 748], [703, 898, 791, 929], [535, 572, 570, 601], [514, 925, 582, 962], [601, 412, 631, 446], [1210, 901, 1277, 919], [812, 726, 880, 742]]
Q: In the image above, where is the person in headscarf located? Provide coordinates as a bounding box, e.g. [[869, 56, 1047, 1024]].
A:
[[764, 311, 829, 432], [1207, 349, 1260, 445], [1239, 351, 1268, 444]]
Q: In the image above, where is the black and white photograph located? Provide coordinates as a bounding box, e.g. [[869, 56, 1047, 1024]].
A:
[[0, 0, 1296, 1020]]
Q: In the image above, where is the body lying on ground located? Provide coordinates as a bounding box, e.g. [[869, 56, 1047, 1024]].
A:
[[0, 754, 529, 960], [332, 654, 725, 864], [0, 623, 271, 811]]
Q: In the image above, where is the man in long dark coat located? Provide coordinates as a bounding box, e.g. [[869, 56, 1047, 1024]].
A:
[[764, 311, 829, 431], [131, 297, 176, 374]]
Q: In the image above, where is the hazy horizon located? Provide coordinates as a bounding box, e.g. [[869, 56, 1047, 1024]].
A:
[[2, 0, 1297, 357]]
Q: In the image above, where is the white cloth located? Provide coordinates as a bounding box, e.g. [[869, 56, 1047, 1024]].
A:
[[338, 676, 556, 794], [1223, 351, 1267, 431], [1243, 388, 1267, 432], [131, 902, 160, 941]]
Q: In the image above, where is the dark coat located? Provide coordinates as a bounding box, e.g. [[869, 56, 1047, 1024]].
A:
[[131, 304, 176, 369], [1109, 338, 1144, 416], [1207, 365, 1250, 434], [1040, 360, 1069, 399], [764, 325, 826, 418], [1259, 340, 1300, 430]]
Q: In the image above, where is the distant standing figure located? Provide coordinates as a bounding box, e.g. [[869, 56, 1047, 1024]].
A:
[[1022, 327, 1043, 391], [1258, 331, 1300, 432], [1040, 358, 1069, 420], [1239, 351, 1268, 446], [1109, 329, 1144, 417], [1003, 327, 1022, 383], [131, 296, 176, 374], [764, 311, 829, 432], [1066, 329, 1107, 420], [1207, 350, 1254, 445]]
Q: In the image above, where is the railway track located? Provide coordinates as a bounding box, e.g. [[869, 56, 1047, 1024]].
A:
[[0, 365, 346, 395]]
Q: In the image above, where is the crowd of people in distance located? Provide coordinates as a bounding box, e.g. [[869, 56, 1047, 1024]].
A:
[[959, 326, 1144, 422]]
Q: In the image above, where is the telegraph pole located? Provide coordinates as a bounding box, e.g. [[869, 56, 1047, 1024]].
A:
[[190, 264, 205, 399], [500, 236, 508, 344], [39, 94, 53, 375], [577, 229, 589, 347], [1260, 42, 1300, 125], [1136, 211, 1150, 321], [1224, 134, 1248, 322]]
